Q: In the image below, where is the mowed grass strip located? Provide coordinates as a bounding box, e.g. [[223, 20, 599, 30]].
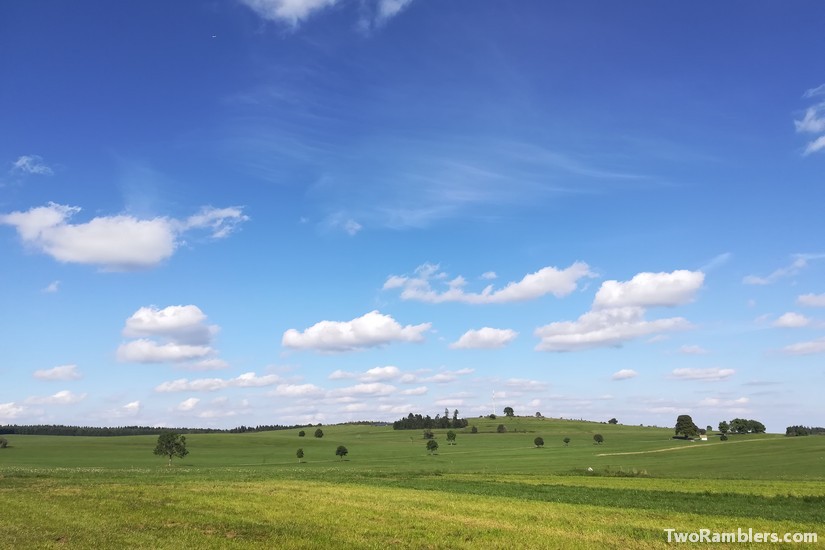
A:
[[4, 478, 816, 549]]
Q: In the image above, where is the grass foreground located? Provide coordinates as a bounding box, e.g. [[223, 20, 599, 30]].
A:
[[1, 417, 823, 548]]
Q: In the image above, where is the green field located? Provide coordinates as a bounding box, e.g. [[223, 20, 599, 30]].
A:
[[2, 417, 823, 548]]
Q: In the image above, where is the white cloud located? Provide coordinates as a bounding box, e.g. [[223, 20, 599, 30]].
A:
[[504, 378, 547, 391], [33, 364, 81, 381], [782, 337, 825, 355], [122, 401, 141, 414], [117, 339, 215, 363], [282, 310, 430, 352], [0, 402, 25, 419], [123, 305, 217, 345], [239, 0, 338, 25], [25, 390, 86, 405], [177, 398, 200, 411], [384, 262, 595, 304], [744, 254, 825, 285], [155, 372, 281, 392], [360, 366, 402, 382], [270, 383, 325, 397], [535, 306, 692, 352], [422, 369, 473, 384], [481, 271, 497, 280], [796, 87, 825, 155], [670, 368, 735, 381], [593, 270, 704, 309], [182, 358, 230, 371], [697, 396, 749, 408], [773, 312, 811, 328], [0, 202, 248, 271], [11, 155, 53, 176], [611, 369, 638, 380], [798, 293, 825, 307], [329, 369, 355, 380], [450, 327, 517, 349], [804, 135, 825, 155], [804, 84, 825, 98], [678, 345, 709, 355], [42, 280, 60, 293]]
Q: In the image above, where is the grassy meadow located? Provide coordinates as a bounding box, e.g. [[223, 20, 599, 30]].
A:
[[1, 417, 823, 548]]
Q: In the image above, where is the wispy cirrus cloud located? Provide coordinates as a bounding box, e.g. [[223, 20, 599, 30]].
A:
[[795, 84, 825, 155], [743, 254, 825, 285], [798, 293, 825, 307], [11, 154, 53, 176], [33, 364, 81, 381], [239, 0, 415, 28], [670, 368, 735, 381], [0, 203, 248, 271], [155, 372, 281, 392]]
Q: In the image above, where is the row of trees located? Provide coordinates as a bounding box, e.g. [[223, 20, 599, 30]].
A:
[[393, 410, 469, 430], [785, 425, 825, 436], [295, 446, 349, 461], [676, 415, 766, 438]]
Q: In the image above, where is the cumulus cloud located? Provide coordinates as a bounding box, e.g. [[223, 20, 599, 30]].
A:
[[782, 337, 825, 355], [0, 402, 25, 419], [399, 386, 428, 396], [593, 270, 704, 309], [798, 293, 825, 307], [360, 366, 402, 382], [11, 154, 53, 176], [422, 369, 474, 384], [697, 396, 749, 408], [176, 398, 200, 411], [122, 401, 141, 414], [450, 327, 517, 349], [155, 372, 281, 392], [611, 369, 638, 380], [123, 305, 217, 345], [743, 254, 825, 285], [25, 390, 86, 405], [384, 262, 595, 304], [670, 368, 735, 381], [0, 202, 248, 271], [773, 312, 811, 328], [678, 345, 709, 355], [282, 310, 430, 352], [535, 306, 692, 352], [330, 383, 396, 397], [33, 364, 81, 381], [535, 270, 702, 352], [117, 339, 215, 363]]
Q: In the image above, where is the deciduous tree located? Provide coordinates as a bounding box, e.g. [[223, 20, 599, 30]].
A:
[[534, 437, 544, 448], [593, 434, 604, 445], [335, 445, 348, 459], [153, 432, 189, 466], [426, 439, 439, 454], [503, 407, 515, 417]]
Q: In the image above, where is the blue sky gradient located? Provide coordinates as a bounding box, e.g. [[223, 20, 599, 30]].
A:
[[2, 1, 824, 431]]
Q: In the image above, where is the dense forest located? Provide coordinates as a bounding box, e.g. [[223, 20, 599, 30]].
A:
[[393, 409, 469, 430], [785, 425, 825, 436]]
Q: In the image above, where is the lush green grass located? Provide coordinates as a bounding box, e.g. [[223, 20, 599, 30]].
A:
[[2, 417, 824, 548]]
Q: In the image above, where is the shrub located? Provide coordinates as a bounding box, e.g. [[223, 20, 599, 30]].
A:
[[534, 437, 544, 448], [496, 424, 507, 433]]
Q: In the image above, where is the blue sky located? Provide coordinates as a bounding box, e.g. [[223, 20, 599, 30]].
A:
[[2, 1, 824, 432]]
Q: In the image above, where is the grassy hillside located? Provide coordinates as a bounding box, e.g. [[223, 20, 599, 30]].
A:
[[2, 417, 823, 548]]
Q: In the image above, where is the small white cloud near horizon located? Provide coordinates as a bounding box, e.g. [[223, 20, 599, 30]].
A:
[[798, 293, 825, 307], [0, 202, 248, 271], [670, 368, 735, 381], [450, 327, 517, 349], [11, 154, 53, 176], [176, 398, 200, 411], [773, 312, 811, 328], [384, 261, 595, 304], [0, 402, 25, 420], [611, 369, 638, 380], [33, 364, 81, 381], [25, 390, 86, 405], [282, 310, 430, 352]]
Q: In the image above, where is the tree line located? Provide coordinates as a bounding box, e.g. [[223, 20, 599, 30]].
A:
[[393, 409, 469, 430], [0, 423, 316, 437], [785, 425, 825, 436]]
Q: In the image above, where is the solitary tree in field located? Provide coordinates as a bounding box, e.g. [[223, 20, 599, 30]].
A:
[[503, 407, 515, 417], [534, 437, 544, 448], [563, 437, 570, 447], [0, 437, 8, 448], [314, 428, 324, 438], [426, 439, 439, 455], [497, 424, 507, 433], [471, 426, 478, 434], [298, 430, 305, 437], [608, 418, 618, 425], [535, 412, 543, 418], [335, 445, 348, 460], [153, 432, 189, 466], [675, 415, 699, 438], [296, 448, 304, 462], [446, 430, 456, 445], [593, 434, 604, 445]]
